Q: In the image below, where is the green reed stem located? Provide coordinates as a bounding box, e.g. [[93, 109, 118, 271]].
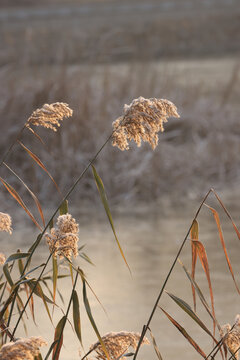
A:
[[51, 271, 79, 360], [133, 188, 213, 360], [9, 132, 113, 338]]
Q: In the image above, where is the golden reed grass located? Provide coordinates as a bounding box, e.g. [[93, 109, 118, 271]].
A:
[[0, 252, 6, 265], [220, 315, 240, 359], [0, 336, 47, 360], [26, 102, 73, 132], [90, 331, 150, 360], [0, 212, 12, 234], [112, 96, 179, 151], [45, 213, 79, 259]]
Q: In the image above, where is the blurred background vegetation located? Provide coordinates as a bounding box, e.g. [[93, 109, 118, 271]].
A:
[[0, 0, 240, 207]]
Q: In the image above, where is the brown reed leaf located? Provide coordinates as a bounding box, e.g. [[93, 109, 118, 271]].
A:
[[18, 141, 61, 195], [160, 307, 207, 358], [205, 203, 240, 295], [52, 316, 65, 360], [191, 239, 216, 334], [112, 96, 179, 150], [0, 177, 42, 230], [26, 102, 73, 132]]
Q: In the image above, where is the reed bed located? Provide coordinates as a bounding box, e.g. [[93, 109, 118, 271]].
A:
[[0, 59, 239, 208], [0, 73, 240, 360]]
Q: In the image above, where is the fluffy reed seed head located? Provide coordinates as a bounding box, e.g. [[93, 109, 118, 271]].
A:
[[0, 336, 47, 360], [0, 212, 12, 234], [26, 102, 73, 132], [220, 315, 240, 359], [90, 331, 150, 360], [112, 96, 180, 151], [45, 213, 79, 259], [56, 213, 79, 234], [0, 252, 6, 265]]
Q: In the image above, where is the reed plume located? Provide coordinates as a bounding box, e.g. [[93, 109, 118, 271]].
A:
[[45, 213, 79, 259], [0, 336, 47, 360], [112, 96, 179, 150], [90, 331, 150, 360], [220, 315, 240, 359], [26, 102, 73, 132], [0, 212, 12, 234], [0, 252, 6, 265]]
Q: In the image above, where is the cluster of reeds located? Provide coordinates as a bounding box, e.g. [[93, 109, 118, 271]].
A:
[[0, 96, 239, 360]]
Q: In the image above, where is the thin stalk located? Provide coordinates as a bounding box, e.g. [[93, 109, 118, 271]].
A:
[[0, 125, 26, 169], [51, 271, 79, 360], [9, 132, 113, 338], [133, 188, 213, 360]]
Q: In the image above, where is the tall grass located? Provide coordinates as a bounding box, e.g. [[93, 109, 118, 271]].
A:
[[0, 60, 239, 207], [0, 82, 240, 360]]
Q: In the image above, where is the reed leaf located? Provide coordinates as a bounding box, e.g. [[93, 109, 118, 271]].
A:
[[148, 328, 163, 360], [5, 252, 30, 265], [4, 162, 45, 227], [72, 290, 82, 345], [160, 307, 207, 358], [191, 239, 215, 332], [205, 203, 240, 295], [92, 165, 130, 273], [190, 220, 198, 311], [0, 177, 42, 230], [27, 280, 54, 324], [81, 273, 110, 360], [18, 141, 61, 194], [178, 259, 222, 331], [165, 291, 214, 339], [52, 316, 66, 360], [52, 257, 58, 302], [59, 200, 68, 215]]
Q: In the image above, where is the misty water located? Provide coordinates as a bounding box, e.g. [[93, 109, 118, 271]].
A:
[[2, 197, 240, 360]]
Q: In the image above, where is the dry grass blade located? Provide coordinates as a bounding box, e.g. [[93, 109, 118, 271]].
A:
[[18, 141, 61, 195], [160, 307, 207, 358], [205, 203, 240, 295], [4, 162, 46, 227], [211, 190, 240, 241], [191, 239, 216, 333], [148, 328, 163, 360], [0, 177, 42, 230], [190, 220, 198, 312]]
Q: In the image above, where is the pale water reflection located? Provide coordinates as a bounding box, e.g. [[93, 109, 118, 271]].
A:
[[2, 199, 240, 360]]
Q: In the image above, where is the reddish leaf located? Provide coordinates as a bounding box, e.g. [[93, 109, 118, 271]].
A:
[[18, 141, 61, 195], [191, 239, 216, 333], [160, 307, 207, 358], [4, 162, 45, 227], [0, 177, 42, 230], [52, 316, 66, 360], [212, 189, 240, 241], [190, 220, 198, 311], [205, 203, 240, 295]]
